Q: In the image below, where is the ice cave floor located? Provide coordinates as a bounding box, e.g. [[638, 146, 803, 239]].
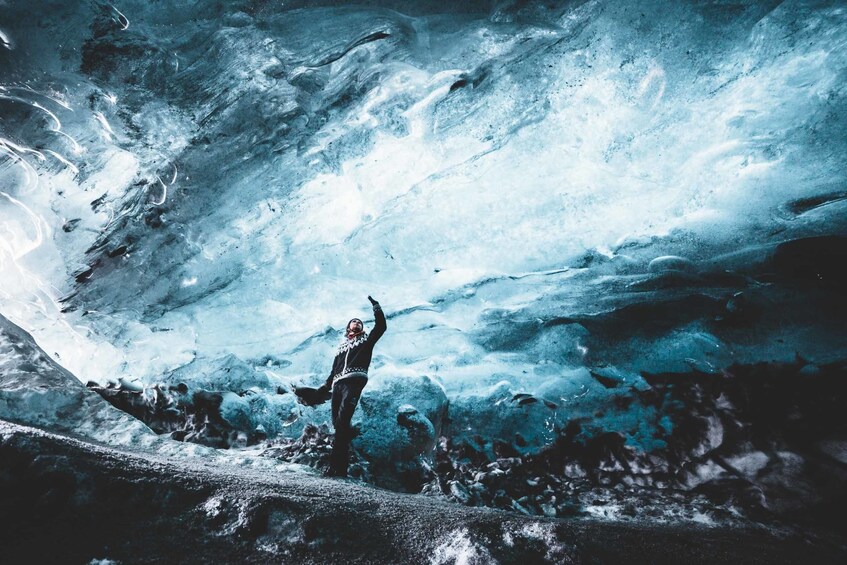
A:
[[2, 420, 846, 565]]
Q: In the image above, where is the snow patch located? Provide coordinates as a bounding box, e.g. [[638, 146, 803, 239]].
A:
[[430, 528, 493, 565]]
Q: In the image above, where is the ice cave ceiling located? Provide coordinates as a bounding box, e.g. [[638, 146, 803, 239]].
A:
[[1, 0, 845, 392]]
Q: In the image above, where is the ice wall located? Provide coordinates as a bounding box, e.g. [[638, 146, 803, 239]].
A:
[[1, 0, 846, 447]]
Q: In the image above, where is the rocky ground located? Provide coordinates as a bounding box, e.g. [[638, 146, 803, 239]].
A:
[[2, 420, 846, 565], [425, 360, 847, 527], [87, 357, 847, 532]]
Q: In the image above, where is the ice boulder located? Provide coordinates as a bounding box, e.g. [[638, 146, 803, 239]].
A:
[[162, 354, 270, 393], [86, 380, 304, 448], [445, 368, 611, 458], [212, 388, 307, 442], [353, 373, 448, 491], [237, 389, 303, 439]]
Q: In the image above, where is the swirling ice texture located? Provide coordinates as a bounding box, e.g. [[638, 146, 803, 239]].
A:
[[0, 1, 845, 393]]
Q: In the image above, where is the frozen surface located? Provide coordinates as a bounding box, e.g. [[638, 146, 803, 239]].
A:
[[0, 312, 311, 476], [0, 312, 154, 445], [0, 1, 846, 465]]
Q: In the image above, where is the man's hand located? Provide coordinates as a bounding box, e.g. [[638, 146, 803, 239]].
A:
[[368, 295, 379, 306], [295, 385, 332, 407]]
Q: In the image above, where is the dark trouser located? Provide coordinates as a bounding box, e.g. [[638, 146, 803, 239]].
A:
[[329, 376, 367, 475]]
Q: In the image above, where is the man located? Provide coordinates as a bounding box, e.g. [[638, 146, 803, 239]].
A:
[[296, 295, 386, 477]]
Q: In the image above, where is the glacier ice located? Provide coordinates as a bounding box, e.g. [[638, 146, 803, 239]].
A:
[[0, 313, 154, 445], [1, 0, 846, 526], [1, 0, 844, 384]]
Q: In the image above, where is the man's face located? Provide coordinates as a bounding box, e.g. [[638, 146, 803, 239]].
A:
[[347, 319, 363, 336]]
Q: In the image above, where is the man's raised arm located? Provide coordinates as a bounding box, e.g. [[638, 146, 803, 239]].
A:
[[367, 295, 386, 343]]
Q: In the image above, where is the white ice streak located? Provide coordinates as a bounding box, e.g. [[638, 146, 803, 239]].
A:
[[0, 28, 12, 50], [151, 176, 168, 205], [44, 150, 79, 174], [110, 5, 130, 30], [0, 140, 41, 194], [9, 85, 73, 110], [0, 89, 82, 160], [93, 111, 115, 141]]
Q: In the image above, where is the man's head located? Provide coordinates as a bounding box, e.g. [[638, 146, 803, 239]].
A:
[[346, 318, 364, 339]]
